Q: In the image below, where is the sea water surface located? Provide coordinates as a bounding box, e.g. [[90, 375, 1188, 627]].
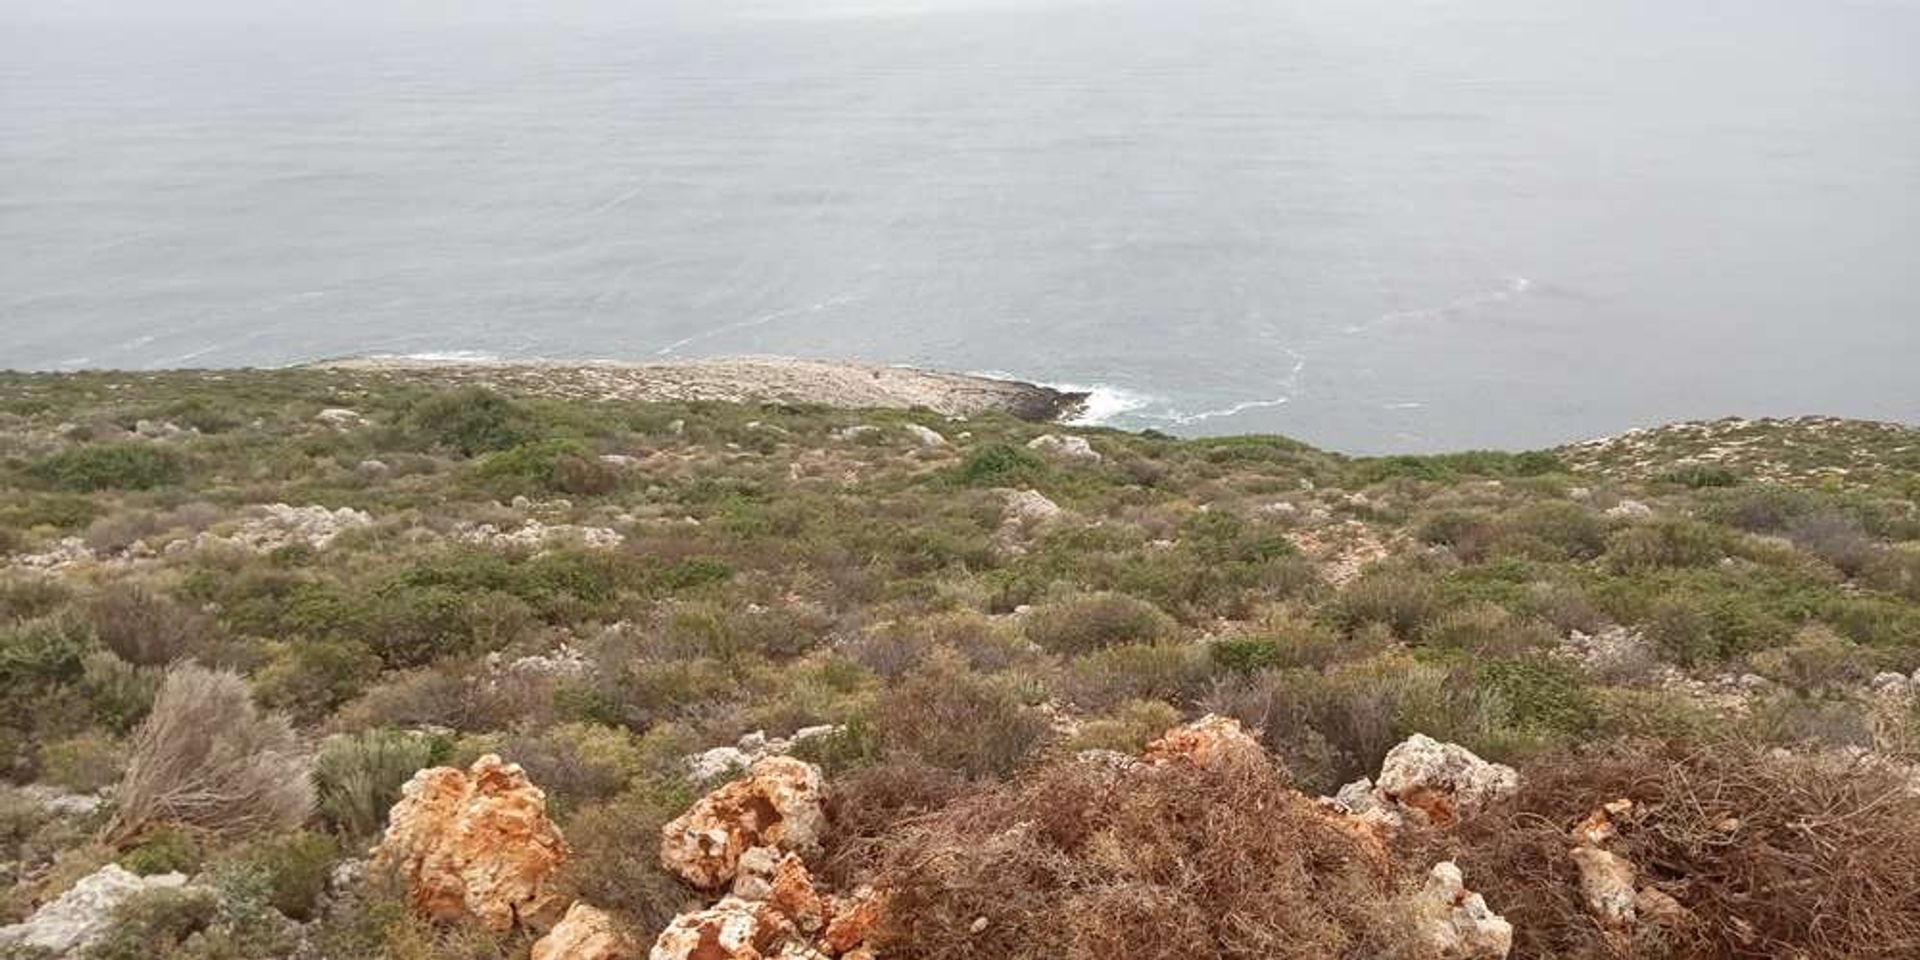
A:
[[3, 0, 1917, 452]]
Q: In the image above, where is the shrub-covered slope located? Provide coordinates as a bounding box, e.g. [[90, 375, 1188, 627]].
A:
[[0, 370, 1915, 958]]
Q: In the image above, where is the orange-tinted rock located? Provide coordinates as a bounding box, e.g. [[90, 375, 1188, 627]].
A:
[[820, 887, 885, 955], [649, 897, 796, 960], [372, 754, 568, 932], [1570, 799, 1634, 847], [1141, 714, 1268, 771], [766, 854, 828, 935], [661, 757, 827, 891], [532, 902, 634, 960]]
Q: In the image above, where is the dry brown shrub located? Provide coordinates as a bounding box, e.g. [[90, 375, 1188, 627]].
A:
[[818, 755, 972, 888], [1438, 740, 1920, 959], [867, 752, 1399, 960], [106, 664, 312, 843], [88, 584, 206, 666]]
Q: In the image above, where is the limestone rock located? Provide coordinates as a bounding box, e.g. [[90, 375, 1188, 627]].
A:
[[660, 756, 827, 891], [903, 424, 947, 448], [1026, 434, 1101, 461], [1374, 734, 1519, 827], [1001, 489, 1063, 525], [372, 754, 570, 932], [820, 886, 885, 954], [0, 864, 189, 955], [1570, 846, 1638, 929], [648, 897, 792, 960], [533, 902, 636, 960], [1605, 500, 1653, 521], [1141, 714, 1268, 771], [316, 407, 366, 427], [1407, 861, 1512, 959], [765, 854, 829, 935]]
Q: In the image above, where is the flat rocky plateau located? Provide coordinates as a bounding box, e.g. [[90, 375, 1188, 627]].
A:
[[311, 356, 1089, 422]]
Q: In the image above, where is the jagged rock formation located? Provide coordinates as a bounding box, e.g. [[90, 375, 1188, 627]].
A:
[[1338, 734, 1520, 828], [652, 759, 879, 960], [372, 754, 570, 932], [659, 756, 827, 892]]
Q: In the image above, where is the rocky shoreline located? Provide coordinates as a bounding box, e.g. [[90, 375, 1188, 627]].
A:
[[309, 356, 1090, 423]]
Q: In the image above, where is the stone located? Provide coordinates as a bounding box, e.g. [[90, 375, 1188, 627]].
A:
[[1141, 714, 1268, 771], [1026, 434, 1101, 461], [372, 754, 570, 932], [660, 756, 827, 891], [533, 902, 636, 960], [1001, 489, 1063, 524], [820, 886, 885, 954], [1407, 861, 1512, 959], [0, 864, 190, 955], [316, 407, 366, 427], [765, 854, 828, 934], [1374, 734, 1520, 827], [18, 784, 106, 818], [648, 897, 792, 960], [903, 424, 947, 447], [1605, 499, 1653, 520], [832, 425, 880, 441], [730, 845, 783, 901], [1570, 798, 1634, 847], [1569, 846, 1637, 929], [1633, 886, 1695, 927], [689, 746, 756, 783]]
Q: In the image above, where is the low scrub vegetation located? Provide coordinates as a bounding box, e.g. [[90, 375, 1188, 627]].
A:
[[0, 372, 1912, 957]]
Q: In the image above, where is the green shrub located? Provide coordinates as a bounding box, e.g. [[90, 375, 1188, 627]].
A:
[[1023, 592, 1174, 654], [28, 444, 183, 492], [1747, 626, 1870, 695], [560, 781, 697, 940], [1066, 699, 1182, 753], [314, 729, 443, 840], [404, 387, 533, 456], [121, 824, 202, 875], [1473, 657, 1595, 735], [954, 444, 1047, 487], [228, 831, 340, 921], [88, 585, 204, 667], [1332, 573, 1439, 640], [1421, 603, 1557, 657], [1062, 642, 1214, 712], [38, 731, 124, 793], [1210, 636, 1281, 675], [1605, 518, 1725, 571], [471, 440, 615, 498], [86, 886, 219, 960], [1658, 462, 1741, 488]]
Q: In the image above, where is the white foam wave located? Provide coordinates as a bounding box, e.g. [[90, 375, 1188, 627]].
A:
[[385, 350, 505, 363], [1160, 395, 1292, 426], [1053, 383, 1158, 426], [1350, 275, 1534, 333]]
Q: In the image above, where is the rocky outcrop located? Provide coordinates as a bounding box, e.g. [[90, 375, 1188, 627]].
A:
[[649, 858, 881, 960], [1407, 861, 1513, 959], [372, 754, 569, 932], [660, 757, 827, 891], [1362, 734, 1520, 828], [0, 864, 191, 955], [532, 902, 636, 960], [1026, 434, 1101, 461]]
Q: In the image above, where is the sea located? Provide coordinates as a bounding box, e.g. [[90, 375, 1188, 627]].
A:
[[3, 0, 1917, 453]]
